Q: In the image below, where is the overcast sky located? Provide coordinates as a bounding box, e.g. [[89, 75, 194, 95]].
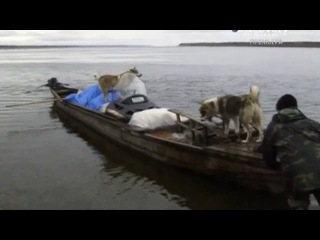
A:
[[0, 30, 319, 46]]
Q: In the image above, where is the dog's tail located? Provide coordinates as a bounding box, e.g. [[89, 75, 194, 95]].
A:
[[250, 85, 260, 104]]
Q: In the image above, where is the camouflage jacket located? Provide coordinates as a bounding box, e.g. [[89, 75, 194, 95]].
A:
[[261, 107, 320, 192]]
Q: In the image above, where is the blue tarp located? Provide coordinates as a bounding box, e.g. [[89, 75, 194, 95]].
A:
[[64, 84, 120, 111]]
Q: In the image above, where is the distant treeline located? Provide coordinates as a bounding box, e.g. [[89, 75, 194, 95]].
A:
[[179, 42, 320, 48], [0, 45, 152, 49]]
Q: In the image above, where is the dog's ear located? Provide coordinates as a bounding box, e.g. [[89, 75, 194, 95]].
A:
[[133, 66, 139, 73], [193, 100, 204, 105], [94, 73, 100, 81]]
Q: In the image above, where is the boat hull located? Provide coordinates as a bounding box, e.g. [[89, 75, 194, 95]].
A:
[[52, 89, 287, 196]]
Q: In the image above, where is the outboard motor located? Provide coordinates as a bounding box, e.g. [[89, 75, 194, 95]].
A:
[[107, 94, 158, 122], [45, 77, 77, 93], [45, 78, 65, 90]]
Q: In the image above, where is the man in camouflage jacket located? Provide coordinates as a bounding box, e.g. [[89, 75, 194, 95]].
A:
[[260, 94, 320, 210]]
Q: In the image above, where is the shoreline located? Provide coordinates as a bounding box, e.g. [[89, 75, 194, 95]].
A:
[[178, 42, 320, 48]]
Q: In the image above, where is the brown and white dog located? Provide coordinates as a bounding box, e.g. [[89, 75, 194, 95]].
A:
[[94, 67, 142, 99], [199, 85, 263, 143]]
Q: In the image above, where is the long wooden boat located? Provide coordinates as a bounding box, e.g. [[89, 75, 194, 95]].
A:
[[47, 78, 286, 196]]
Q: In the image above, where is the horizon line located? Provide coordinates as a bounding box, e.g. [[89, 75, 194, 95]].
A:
[[1, 41, 320, 48]]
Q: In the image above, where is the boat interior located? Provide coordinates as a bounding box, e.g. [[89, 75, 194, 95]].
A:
[[52, 86, 262, 156]]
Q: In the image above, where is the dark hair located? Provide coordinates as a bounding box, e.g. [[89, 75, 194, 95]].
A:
[[276, 94, 298, 111]]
